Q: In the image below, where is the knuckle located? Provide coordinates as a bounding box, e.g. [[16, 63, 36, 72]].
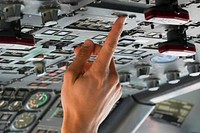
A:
[[64, 70, 74, 78], [91, 65, 108, 77], [110, 78, 119, 86], [110, 74, 119, 83]]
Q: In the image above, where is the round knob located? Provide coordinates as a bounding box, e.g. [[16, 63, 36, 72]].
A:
[[187, 63, 200, 77], [41, 9, 59, 26], [166, 71, 180, 84], [145, 78, 159, 91], [136, 65, 151, 79]]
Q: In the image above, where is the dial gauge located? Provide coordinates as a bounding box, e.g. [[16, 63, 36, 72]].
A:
[[27, 92, 50, 109], [13, 112, 36, 129], [8, 101, 23, 111], [0, 100, 8, 109]]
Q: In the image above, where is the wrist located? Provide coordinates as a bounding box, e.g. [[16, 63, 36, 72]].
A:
[[62, 111, 98, 133]]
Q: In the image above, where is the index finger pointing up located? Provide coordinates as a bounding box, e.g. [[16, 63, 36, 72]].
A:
[[91, 17, 126, 72]]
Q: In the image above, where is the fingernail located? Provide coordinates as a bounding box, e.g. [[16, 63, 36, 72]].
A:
[[83, 40, 93, 47]]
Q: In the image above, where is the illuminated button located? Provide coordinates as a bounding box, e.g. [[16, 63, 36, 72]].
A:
[[15, 89, 28, 99], [166, 71, 180, 84], [187, 63, 200, 77], [145, 78, 160, 91], [136, 64, 151, 79], [0, 123, 6, 130], [2, 89, 15, 99], [48, 130, 59, 133], [0, 114, 11, 121], [36, 129, 47, 133]]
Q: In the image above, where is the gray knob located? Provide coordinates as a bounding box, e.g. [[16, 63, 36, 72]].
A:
[[136, 65, 151, 79], [41, 9, 59, 26], [187, 63, 200, 77], [166, 71, 180, 84], [145, 78, 159, 91], [3, 4, 22, 22]]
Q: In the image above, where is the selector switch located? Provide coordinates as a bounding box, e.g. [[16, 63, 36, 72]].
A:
[[166, 71, 180, 84], [187, 63, 200, 77], [145, 78, 160, 91], [136, 64, 151, 79]]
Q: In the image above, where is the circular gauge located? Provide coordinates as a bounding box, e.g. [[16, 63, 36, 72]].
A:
[[0, 100, 8, 109], [26, 92, 50, 109], [8, 101, 23, 111], [13, 112, 36, 129], [151, 55, 178, 63]]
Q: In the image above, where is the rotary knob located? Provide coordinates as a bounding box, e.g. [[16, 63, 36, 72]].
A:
[[145, 78, 160, 91], [136, 64, 151, 79], [166, 71, 180, 84], [187, 63, 200, 77]]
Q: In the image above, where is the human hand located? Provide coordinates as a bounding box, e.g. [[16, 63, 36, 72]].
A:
[[61, 17, 126, 133]]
